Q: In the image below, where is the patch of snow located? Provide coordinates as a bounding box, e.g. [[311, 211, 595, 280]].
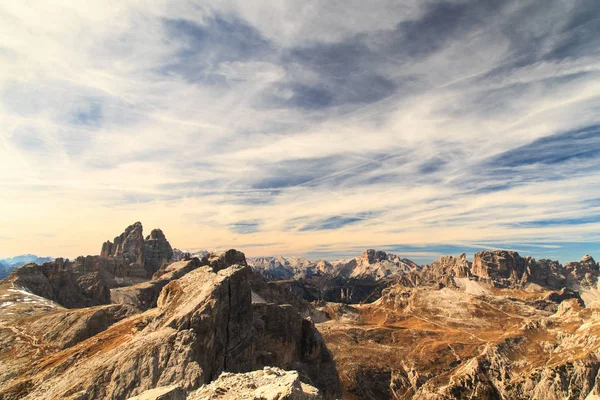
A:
[[1, 302, 15, 308], [8, 288, 33, 296]]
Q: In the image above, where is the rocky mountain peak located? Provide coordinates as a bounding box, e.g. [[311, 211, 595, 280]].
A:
[[100, 223, 173, 277], [143, 229, 173, 276], [419, 253, 472, 286], [100, 221, 144, 264], [472, 250, 526, 284], [581, 254, 597, 268], [361, 249, 388, 264]]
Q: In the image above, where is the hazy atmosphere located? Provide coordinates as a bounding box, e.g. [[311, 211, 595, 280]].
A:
[[2, 0, 600, 263]]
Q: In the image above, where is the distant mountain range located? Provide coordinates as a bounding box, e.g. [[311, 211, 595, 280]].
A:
[[247, 250, 420, 303], [171, 248, 209, 261], [0, 254, 55, 279]]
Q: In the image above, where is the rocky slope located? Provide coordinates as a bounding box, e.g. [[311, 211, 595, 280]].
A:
[[131, 367, 322, 400], [0, 263, 338, 399], [188, 367, 322, 399], [318, 280, 600, 399], [248, 249, 600, 399], [0, 224, 339, 400], [314, 251, 600, 399]]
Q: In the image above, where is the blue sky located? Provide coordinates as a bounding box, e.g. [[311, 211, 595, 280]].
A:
[[1, 0, 599, 264]]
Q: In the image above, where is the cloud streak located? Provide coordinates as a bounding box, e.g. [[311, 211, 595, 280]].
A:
[[1, 0, 599, 263]]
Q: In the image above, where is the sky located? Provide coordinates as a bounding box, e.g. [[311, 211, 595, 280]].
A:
[[1, 0, 600, 264]]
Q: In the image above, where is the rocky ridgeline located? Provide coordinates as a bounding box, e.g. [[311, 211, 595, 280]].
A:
[[248, 250, 419, 303], [249, 250, 600, 305], [0, 223, 339, 400]]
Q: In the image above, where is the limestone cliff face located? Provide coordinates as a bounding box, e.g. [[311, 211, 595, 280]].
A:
[[101, 222, 145, 264], [565, 254, 599, 288], [111, 258, 206, 310], [471, 250, 527, 285], [472, 250, 574, 290], [9, 257, 116, 308], [418, 253, 472, 286], [101, 222, 174, 277], [142, 229, 173, 276]]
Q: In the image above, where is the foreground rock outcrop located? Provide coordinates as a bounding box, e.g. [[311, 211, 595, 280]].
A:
[[188, 367, 322, 399]]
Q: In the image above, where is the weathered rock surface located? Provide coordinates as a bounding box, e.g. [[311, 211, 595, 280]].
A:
[[101, 221, 145, 264], [22, 303, 139, 350], [565, 254, 599, 287], [471, 250, 571, 290], [111, 258, 206, 310], [8, 257, 116, 308], [207, 249, 247, 272], [101, 222, 173, 277], [419, 253, 471, 286], [188, 367, 322, 399], [142, 229, 174, 276], [471, 250, 529, 285]]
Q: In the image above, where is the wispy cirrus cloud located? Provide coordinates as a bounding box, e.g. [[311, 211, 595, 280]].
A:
[[0, 0, 599, 263]]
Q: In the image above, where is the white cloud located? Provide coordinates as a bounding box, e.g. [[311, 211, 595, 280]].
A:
[[1, 0, 599, 262]]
